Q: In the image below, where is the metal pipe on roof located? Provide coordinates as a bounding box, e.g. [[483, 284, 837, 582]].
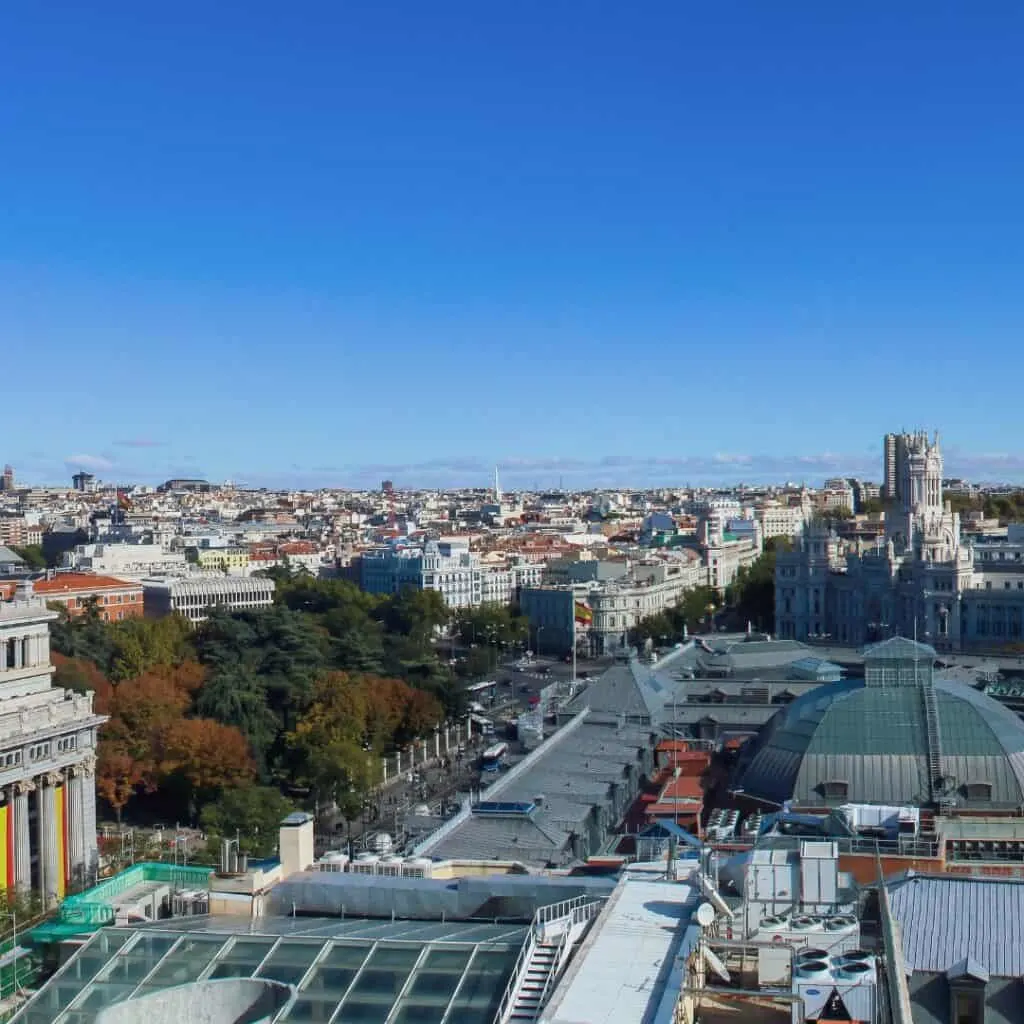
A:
[[683, 985, 806, 1014]]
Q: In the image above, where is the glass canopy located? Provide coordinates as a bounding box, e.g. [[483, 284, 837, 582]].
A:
[[13, 919, 528, 1024]]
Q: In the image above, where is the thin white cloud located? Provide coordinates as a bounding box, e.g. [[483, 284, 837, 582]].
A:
[[113, 438, 167, 449], [64, 454, 114, 472]]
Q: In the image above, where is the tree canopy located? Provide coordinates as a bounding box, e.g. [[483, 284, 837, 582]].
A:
[[50, 580, 459, 842]]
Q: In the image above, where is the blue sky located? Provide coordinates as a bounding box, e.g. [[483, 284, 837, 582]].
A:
[[3, 3, 1024, 489]]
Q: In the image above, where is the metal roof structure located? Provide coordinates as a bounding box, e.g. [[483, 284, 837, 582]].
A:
[[886, 874, 1024, 977], [560, 655, 669, 722], [863, 635, 937, 661], [266, 871, 614, 923], [887, 873, 1024, 1024], [539, 875, 698, 1024], [422, 717, 654, 866], [12, 918, 528, 1024], [733, 675, 1024, 809]]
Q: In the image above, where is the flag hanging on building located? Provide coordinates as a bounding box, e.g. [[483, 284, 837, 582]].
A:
[[574, 601, 592, 625], [116, 489, 133, 511]]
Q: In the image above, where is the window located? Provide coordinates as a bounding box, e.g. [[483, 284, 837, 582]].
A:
[[962, 781, 992, 801], [821, 780, 848, 799], [953, 990, 983, 1024]]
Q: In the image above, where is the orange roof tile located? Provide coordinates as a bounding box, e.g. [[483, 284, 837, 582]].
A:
[[660, 776, 704, 800], [32, 574, 142, 595]]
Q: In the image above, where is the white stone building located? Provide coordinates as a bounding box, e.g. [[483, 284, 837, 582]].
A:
[[62, 542, 187, 579], [142, 576, 276, 622], [587, 556, 704, 654], [776, 430, 1024, 651], [752, 502, 807, 541], [0, 581, 105, 903], [359, 540, 541, 609]]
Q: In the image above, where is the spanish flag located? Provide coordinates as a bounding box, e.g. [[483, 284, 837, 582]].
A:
[[574, 601, 593, 625], [117, 489, 133, 511]]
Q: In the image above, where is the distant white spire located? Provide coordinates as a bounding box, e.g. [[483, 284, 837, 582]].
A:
[[494, 465, 502, 504]]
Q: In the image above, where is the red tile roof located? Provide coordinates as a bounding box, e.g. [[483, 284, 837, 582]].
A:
[[32, 574, 142, 595]]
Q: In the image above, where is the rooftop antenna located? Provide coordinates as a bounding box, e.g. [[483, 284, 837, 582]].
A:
[[494, 465, 502, 504]]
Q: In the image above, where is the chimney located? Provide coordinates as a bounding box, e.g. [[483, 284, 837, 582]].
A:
[[279, 812, 315, 878]]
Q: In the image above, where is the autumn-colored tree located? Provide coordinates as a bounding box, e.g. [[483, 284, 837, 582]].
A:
[[111, 671, 191, 737], [95, 749, 146, 824], [399, 687, 444, 744], [158, 718, 256, 793], [288, 672, 379, 819], [52, 652, 114, 711]]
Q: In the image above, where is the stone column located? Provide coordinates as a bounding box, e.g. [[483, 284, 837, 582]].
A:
[[0, 641, 7, 671], [12, 638, 21, 670], [40, 772, 62, 906], [13, 780, 34, 892], [67, 764, 85, 888], [80, 756, 98, 885]]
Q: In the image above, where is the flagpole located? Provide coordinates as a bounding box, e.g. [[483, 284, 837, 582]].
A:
[[572, 604, 577, 684]]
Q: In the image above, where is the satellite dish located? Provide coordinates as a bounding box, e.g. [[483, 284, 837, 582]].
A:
[[695, 902, 716, 927], [701, 944, 731, 983]]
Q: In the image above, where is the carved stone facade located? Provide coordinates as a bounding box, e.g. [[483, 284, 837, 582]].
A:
[[0, 581, 107, 904], [777, 432, 1024, 652]]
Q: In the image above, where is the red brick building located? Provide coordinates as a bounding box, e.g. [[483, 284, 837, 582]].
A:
[[4, 573, 146, 622]]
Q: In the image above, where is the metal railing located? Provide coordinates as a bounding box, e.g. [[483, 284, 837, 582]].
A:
[[58, 861, 214, 928], [493, 896, 605, 1024]]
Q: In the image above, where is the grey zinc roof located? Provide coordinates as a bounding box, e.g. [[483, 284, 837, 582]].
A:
[[887, 874, 1024, 976], [562, 657, 668, 721], [426, 720, 653, 866], [0, 546, 25, 564], [734, 678, 1024, 808], [863, 635, 937, 661]]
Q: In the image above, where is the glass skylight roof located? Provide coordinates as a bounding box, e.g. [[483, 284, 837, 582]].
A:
[[13, 919, 528, 1024]]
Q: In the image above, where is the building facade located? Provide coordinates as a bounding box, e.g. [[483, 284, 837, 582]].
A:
[[752, 503, 807, 542], [359, 540, 540, 608], [63, 542, 188, 579], [32, 573, 145, 623], [0, 581, 105, 903], [776, 430, 1024, 651], [143, 576, 275, 622]]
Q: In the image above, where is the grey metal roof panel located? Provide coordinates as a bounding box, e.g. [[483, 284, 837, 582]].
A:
[[863, 635, 937, 660], [735, 677, 1024, 808], [887, 875, 1024, 976]]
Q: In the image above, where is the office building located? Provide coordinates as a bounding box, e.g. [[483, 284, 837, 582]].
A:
[[143, 575, 275, 622]]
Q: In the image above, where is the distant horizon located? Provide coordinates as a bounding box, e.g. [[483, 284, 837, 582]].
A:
[[6, 445, 1024, 493]]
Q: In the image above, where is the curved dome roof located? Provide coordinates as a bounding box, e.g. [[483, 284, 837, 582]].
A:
[[734, 675, 1024, 809]]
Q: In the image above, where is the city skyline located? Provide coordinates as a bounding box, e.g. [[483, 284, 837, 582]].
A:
[[5, 4, 1024, 487], [7, 437, 1024, 491]]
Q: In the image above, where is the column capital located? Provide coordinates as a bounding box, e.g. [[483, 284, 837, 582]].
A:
[[13, 779, 36, 796], [79, 755, 97, 777], [42, 771, 63, 788]]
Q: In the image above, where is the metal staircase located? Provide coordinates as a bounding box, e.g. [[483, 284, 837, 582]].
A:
[[507, 940, 560, 1022], [495, 896, 605, 1024], [920, 670, 947, 805]]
